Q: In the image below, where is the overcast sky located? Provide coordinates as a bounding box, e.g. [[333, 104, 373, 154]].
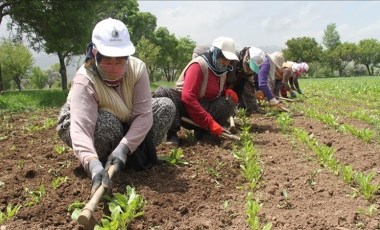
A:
[[1, 1, 380, 71], [138, 1, 380, 50]]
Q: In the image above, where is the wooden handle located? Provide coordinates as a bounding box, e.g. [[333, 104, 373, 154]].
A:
[[229, 116, 235, 128], [77, 165, 116, 229]]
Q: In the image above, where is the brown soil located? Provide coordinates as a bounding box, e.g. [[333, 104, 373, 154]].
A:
[[0, 107, 379, 230]]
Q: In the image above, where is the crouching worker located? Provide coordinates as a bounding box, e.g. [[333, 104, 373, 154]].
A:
[[56, 18, 176, 195], [153, 36, 239, 145]]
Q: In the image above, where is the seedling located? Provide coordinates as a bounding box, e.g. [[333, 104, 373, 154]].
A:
[[159, 148, 189, 166], [68, 201, 85, 221], [95, 186, 145, 229], [246, 192, 272, 230], [357, 204, 378, 217], [54, 145, 66, 155], [355, 171, 380, 201], [0, 203, 22, 224], [307, 169, 321, 188], [277, 189, 292, 209], [341, 165, 355, 185], [52, 176, 69, 189], [25, 185, 46, 207], [17, 159, 26, 169], [276, 112, 293, 133]]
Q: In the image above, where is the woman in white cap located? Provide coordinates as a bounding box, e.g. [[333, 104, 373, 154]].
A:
[[57, 18, 176, 195], [277, 61, 309, 98], [288, 62, 309, 95], [191, 45, 266, 115], [153, 36, 239, 145], [256, 51, 285, 106]]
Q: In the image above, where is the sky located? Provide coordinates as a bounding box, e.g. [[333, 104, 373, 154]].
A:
[[138, 1, 380, 51], [1, 1, 380, 72]]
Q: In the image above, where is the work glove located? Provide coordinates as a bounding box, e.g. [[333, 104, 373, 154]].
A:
[[89, 159, 109, 196], [255, 90, 265, 100], [225, 89, 238, 104], [290, 91, 297, 98], [297, 89, 303, 94], [208, 119, 223, 137], [269, 98, 280, 106], [105, 143, 130, 173]]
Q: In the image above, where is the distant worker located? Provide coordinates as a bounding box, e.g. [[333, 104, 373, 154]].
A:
[[256, 51, 286, 107], [153, 36, 240, 145], [192, 44, 266, 115]]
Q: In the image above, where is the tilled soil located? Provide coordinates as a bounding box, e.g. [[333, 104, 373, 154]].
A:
[[0, 108, 379, 230]]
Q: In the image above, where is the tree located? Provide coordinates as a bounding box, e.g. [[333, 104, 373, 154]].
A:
[[46, 63, 61, 88], [154, 27, 179, 81], [6, 0, 100, 90], [0, 40, 33, 91], [29, 66, 47, 89], [283, 37, 323, 63], [333, 42, 358, 76], [171, 36, 196, 80], [322, 23, 341, 51], [136, 36, 161, 81], [356, 38, 380, 75]]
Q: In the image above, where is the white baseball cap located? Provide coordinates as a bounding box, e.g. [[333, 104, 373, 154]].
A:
[[92, 18, 135, 57], [268, 52, 285, 69], [248, 47, 266, 74], [211, 36, 239, 61]]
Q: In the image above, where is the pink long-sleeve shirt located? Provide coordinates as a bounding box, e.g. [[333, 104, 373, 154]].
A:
[[69, 64, 152, 173]]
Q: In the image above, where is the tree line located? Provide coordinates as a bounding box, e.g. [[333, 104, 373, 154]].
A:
[[0, 1, 379, 92]]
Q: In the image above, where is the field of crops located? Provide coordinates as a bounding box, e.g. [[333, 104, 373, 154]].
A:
[[0, 76, 379, 229]]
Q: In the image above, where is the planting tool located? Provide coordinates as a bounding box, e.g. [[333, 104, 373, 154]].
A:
[[277, 96, 296, 102], [229, 116, 237, 134], [181, 117, 240, 141], [77, 165, 116, 230]]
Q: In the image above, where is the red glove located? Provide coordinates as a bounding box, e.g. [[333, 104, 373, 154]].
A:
[[225, 89, 238, 104], [208, 119, 223, 136]]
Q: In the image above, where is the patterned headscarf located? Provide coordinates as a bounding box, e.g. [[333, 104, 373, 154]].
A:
[[201, 46, 233, 77]]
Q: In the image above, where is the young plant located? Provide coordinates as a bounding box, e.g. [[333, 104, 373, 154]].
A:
[[17, 159, 26, 169], [54, 145, 66, 155], [355, 171, 380, 201], [277, 189, 292, 209], [357, 204, 378, 217], [0, 203, 22, 224], [246, 192, 272, 230], [276, 112, 293, 133], [52, 176, 69, 189], [307, 169, 321, 188], [341, 165, 355, 185], [159, 148, 189, 166], [68, 201, 85, 221], [95, 186, 145, 230], [25, 185, 46, 207]]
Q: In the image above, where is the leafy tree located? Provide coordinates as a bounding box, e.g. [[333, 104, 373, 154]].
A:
[[0, 40, 33, 91], [30, 66, 47, 89], [283, 37, 322, 63], [136, 36, 161, 82], [154, 27, 179, 82], [322, 23, 341, 50], [333, 42, 358, 76], [356, 38, 380, 75], [45, 63, 61, 88], [172, 36, 196, 80], [6, 0, 100, 90]]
